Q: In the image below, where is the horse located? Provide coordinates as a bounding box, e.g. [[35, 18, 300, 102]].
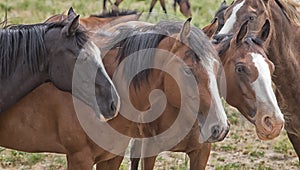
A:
[[0, 83, 128, 170], [129, 18, 285, 170], [102, 0, 192, 17], [0, 13, 119, 120], [91, 18, 230, 169], [213, 0, 229, 34], [45, 8, 141, 32], [217, 0, 300, 160], [149, 0, 192, 17]]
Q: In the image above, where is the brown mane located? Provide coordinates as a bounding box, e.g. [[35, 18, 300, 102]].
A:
[[275, 0, 300, 25]]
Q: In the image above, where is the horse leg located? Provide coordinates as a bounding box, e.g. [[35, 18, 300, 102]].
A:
[[130, 139, 142, 170], [187, 143, 211, 170], [96, 156, 124, 170], [149, 0, 158, 13], [112, 0, 123, 12], [159, 0, 167, 14], [173, 0, 177, 12], [103, 0, 107, 12], [67, 151, 94, 170], [287, 132, 300, 160], [284, 111, 300, 161], [141, 156, 157, 170]]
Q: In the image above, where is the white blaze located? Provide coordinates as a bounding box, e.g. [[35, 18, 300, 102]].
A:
[[199, 58, 228, 142], [251, 53, 284, 121], [219, 0, 245, 34]]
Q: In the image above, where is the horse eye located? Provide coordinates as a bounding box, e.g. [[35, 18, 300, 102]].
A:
[[184, 67, 193, 75], [235, 65, 247, 74], [249, 16, 255, 21]]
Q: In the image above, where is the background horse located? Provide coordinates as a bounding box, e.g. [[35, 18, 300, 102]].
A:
[[130, 18, 285, 170], [0, 13, 119, 120], [45, 8, 141, 32], [103, 0, 192, 17], [217, 0, 300, 160]]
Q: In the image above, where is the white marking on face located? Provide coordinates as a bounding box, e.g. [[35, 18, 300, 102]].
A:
[[203, 59, 228, 126], [219, 0, 245, 34], [251, 53, 284, 120], [89, 41, 121, 115]]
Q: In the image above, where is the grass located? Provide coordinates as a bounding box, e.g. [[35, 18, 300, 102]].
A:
[[0, 0, 230, 27]]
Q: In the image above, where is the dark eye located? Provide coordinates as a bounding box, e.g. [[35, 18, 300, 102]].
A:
[[184, 67, 193, 75], [235, 64, 247, 74], [249, 16, 255, 21]]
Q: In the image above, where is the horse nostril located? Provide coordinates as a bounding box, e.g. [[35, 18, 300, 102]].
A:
[[111, 101, 116, 112], [211, 125, 221, 138], [263, 116, 274, 132]]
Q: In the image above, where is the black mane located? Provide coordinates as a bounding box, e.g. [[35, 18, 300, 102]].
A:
[[90, 9, 138, 18], [0, 22, 87, 79], [105, 20, 216, 88]]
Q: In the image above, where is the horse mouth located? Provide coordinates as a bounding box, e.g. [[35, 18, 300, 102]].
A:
[[256, 123, 284, 140]]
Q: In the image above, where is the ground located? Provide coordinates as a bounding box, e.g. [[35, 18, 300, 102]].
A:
[[0, 107, 298, 170]]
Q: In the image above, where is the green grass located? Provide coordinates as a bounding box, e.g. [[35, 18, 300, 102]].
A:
[[0, 149, 45, 168], [215, 162, 241, 170], [0, 0, 231, 27]]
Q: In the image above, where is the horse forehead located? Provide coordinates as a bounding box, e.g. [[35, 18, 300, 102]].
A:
[[219, 0, 246, 34], [250, 52, 270, 80]]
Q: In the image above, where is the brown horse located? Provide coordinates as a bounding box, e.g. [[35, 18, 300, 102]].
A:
[[130, 19, 285, 170], [45, 8, 141, 32], [218, 0, 300, 160], [92, 18, 229, 169], [103, 0, 192, 17], [0, 83, 128, 170], [0, 13, 119, 119]]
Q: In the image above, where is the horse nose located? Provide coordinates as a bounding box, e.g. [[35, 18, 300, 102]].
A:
[[211, 125, 221, 138], [207, 123, 230, 142], [111, 101, 117, 113], [257, 115, 284, 140]]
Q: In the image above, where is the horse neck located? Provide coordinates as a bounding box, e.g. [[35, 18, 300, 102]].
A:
[[0, 69, 48, 113], [268, 2, 300, 112]]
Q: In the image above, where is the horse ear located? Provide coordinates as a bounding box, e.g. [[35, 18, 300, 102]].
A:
[[232, 20, 249, 45], [67, 7, 77, 21], [179, 17, 192, 43], [221, 0, 227, 7], [62, 15, 80, 37], [258, 19, 270, 42], [202, 18, 218, 39]]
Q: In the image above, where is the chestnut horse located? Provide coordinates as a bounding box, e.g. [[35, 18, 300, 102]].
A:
[[218, 0, 300, 160], [130, 19, 285, 170], [45, 8, 141, 32], [0, 13, 119, 120], [94, 18, 229, 169], [1, 15, 228, 170]]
